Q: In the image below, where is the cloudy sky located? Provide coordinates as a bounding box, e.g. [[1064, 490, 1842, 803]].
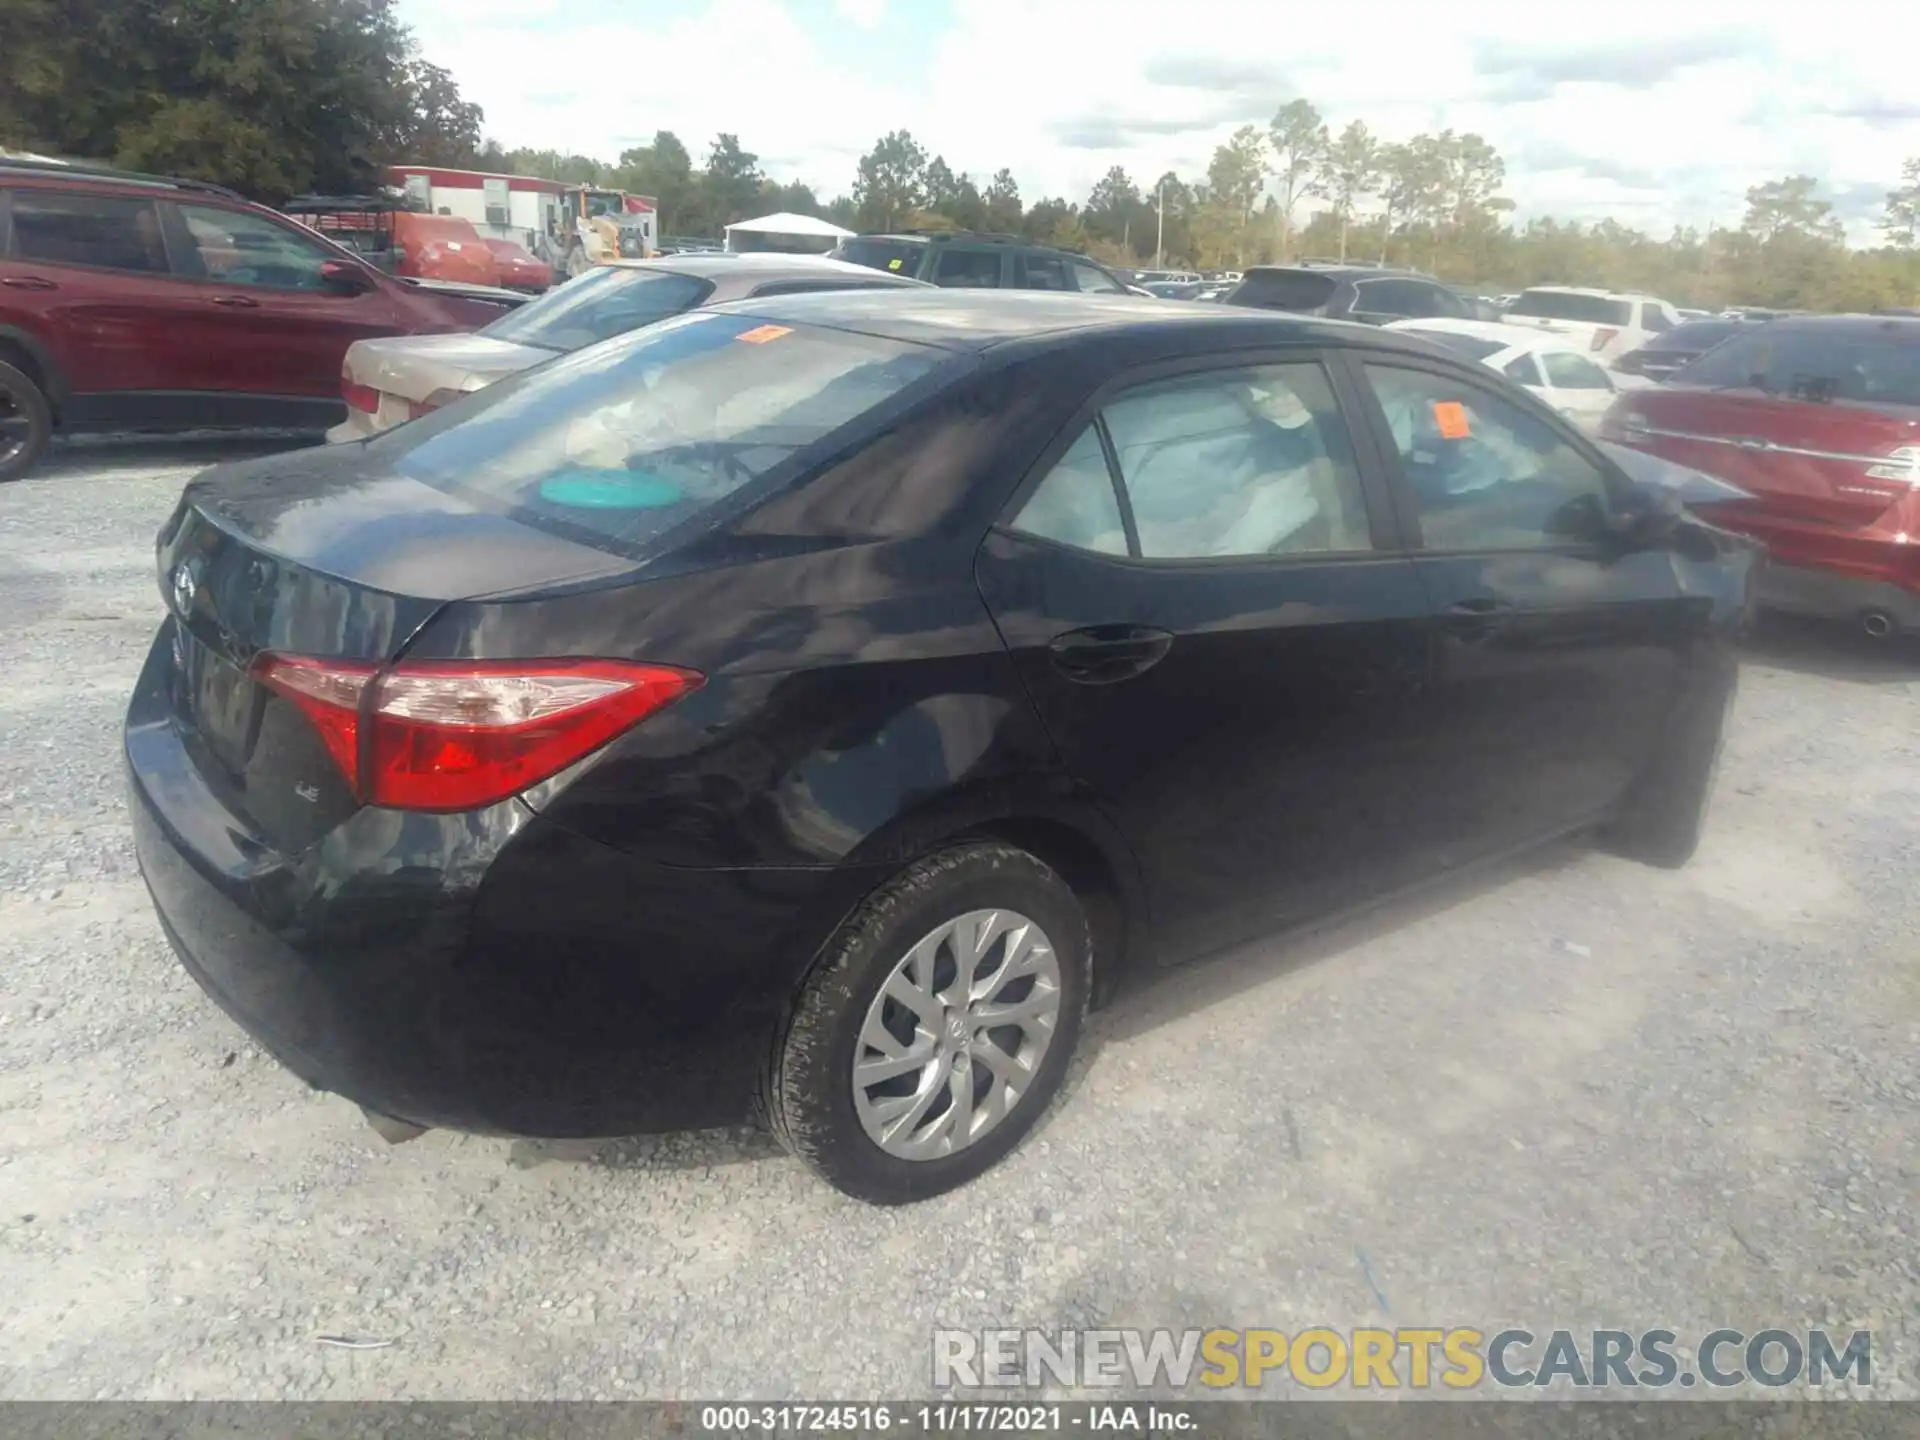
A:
[[396, 0, 1919, 240]]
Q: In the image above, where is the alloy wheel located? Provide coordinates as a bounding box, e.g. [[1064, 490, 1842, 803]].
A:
[[851, 908, 1063, 1161]]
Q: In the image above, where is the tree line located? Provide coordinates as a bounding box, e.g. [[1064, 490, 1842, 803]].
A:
[[3, 1, 1916, 311]]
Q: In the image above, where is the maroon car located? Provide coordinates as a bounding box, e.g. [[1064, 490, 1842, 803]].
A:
[[1599, 315, 1920, 638], [0, 158, 519, 482]]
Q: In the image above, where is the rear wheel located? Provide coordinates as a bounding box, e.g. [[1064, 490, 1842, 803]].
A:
[[765, 842, 1090, 1204], [0, 361, 52, 483], [1602, 651, 1736, 868]]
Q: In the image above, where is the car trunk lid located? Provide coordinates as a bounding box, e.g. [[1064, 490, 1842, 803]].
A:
[[154, 445, 640, 851]]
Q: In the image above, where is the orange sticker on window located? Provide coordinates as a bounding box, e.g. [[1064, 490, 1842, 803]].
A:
[[735, 324, 793, 344], [1432, 400, 1471, 439]]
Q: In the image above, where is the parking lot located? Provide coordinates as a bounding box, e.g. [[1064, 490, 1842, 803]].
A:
[[1, 437, 1916, 1401]]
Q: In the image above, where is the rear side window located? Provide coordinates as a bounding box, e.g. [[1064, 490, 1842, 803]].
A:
[[833, 238, 926, 277], [1228, 270, 1337, 313], [381, 311, 952, 558], [1675, 325, 1920, 408], [1639, 304, 1672, 333], [8, 190, 168, 273], [1013, 362, 1372, 560], [1540, 352, 1612, 391], [932, 249, 1002, 287], [480, 266, 713, 353], [1503, 353, 1545, 387], [1508, 290, 1633, 325]]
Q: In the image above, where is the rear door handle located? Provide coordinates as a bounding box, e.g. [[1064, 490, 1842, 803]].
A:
[[211, 294, 260, 308], [1047, 625, 1175, 684], [1, 276, 57, 291]]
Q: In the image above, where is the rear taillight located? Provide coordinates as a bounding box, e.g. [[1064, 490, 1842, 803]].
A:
[[1865, 446, 1920, 486], [1590, 328, 1618, 353], [342, 370, 381, 414], [405, 388, 466, 421], [254, 654, 701, 812]]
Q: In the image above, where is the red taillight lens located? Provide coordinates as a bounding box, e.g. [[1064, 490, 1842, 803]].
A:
[[254, 655, 701, 812], [1590, 327, 1618, 353], [342, 374, 381, 413]]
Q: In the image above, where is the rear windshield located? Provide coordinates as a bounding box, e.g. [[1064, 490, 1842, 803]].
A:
[[377, 311, 952, 557], [1228, 270, 1337, 312], [832, 238, 926, 276], [1415, 331, 1507, 362], [479, 266, 714, 353], [1508, 290, 1633, 325], [1674, 324, 1920, 408]]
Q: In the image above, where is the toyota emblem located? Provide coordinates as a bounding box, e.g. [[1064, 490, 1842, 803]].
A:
[[170, 558, 202, 617]]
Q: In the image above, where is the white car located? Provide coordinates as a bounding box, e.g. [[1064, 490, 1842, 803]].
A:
[[1500, 286, 1681, 364], [1384, 318, 1621, 431]]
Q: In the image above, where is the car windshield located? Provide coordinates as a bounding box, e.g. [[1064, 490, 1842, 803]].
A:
[[1416, 331, 1508, 362], [479, 267, 715, 353], [1674, 324, 1920, 408], [1508, 291, 1634, 325], [376, 311, 952, 557], [583, 192, 624, 218], [832, 238, 926, 276]]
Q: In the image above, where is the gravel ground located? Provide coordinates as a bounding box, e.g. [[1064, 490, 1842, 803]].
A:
[[1, 437, 1916, 1403]]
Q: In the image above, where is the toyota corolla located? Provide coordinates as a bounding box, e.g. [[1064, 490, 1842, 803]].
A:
[[127, 292, 1754, 1202]]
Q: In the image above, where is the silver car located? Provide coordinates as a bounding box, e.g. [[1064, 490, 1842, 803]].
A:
[[327, 252, 931, 442]]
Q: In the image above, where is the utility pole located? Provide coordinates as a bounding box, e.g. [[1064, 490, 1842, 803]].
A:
[[1155, 178, 1165, 267]]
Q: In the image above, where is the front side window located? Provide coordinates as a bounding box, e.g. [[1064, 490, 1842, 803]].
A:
[[8, 191, 167, 273], [180, 204, 337, 290], [1071, 261, 1126, 295], [932, 248, 1002, 287], [1363, 364, 1614, 552], [380, 311, 952, 558], [482, 266, 713, 352]]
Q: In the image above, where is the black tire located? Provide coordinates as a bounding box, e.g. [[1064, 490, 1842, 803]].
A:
[[0, 360, 52, 484], [1602, 650, 1737, 868], [765, 841, 1091, 1204]]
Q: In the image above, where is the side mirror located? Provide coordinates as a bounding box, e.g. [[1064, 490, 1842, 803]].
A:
[[319, 259, 375, 295]]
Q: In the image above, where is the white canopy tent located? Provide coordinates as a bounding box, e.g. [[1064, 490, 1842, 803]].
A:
[[723, 211, 855, 255]]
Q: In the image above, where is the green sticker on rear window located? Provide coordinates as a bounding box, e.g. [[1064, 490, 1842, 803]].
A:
[[887, 258, 903, 270]]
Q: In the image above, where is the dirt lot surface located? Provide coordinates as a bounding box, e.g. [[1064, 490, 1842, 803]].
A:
[[2, 439, 1916, 1401]]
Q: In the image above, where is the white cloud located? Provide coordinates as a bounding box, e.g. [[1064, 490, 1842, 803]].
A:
[[832, 0, 887, 27], [398, 0, 1920, 240]]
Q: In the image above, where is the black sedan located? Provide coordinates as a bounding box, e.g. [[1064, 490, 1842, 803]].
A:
[[127, 292, 1755, 1203]]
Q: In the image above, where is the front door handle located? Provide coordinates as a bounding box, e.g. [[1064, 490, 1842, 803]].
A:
[[1047, 625, 1175, 684], [1, 276, 57, 291], [211, 294, 260, 308]]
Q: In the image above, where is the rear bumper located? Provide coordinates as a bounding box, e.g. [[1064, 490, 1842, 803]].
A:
[[126, 654, 882, 1137], [1755, 561, 1920, 632]]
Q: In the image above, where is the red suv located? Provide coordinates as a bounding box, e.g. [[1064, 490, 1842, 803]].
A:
[[0, 159, 517, 482], [1600, 315, 1920, 639]]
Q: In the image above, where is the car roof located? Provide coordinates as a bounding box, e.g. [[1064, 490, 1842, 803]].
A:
[[697, 287, 1440, 354], [1241, 264, 1426, 280], [0, 155, 247, 203], [610, 253, 925, 284], [1388, 317, 1603, 361], [1522, 285, 1665, 302], [1751, 313, 1920, 337]]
